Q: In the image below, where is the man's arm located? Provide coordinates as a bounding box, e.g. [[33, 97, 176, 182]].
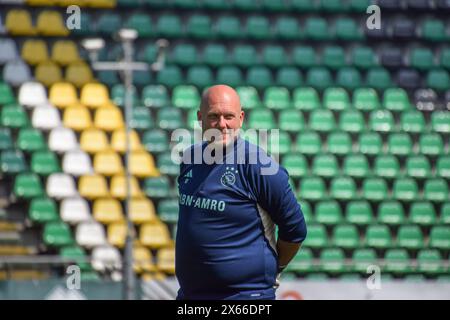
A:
[[276, 238, 301, 272]]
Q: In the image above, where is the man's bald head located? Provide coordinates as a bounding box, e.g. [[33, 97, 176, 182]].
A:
[[197, 84, 245, 146]]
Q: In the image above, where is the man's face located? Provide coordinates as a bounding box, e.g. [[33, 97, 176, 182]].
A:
[[198, 89, 244, 146]]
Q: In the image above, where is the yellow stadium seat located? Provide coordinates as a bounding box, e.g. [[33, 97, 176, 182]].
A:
[[80, 128, 110, 154], [156, 246, 175, 274], [56, 0, 88, 7], [93, 198, 124, 224], [26, 0, 57, 5], [141, 272, 166, 281], [130, 151, 159, 178], [5, 9, 36, 36], [133, 246, 156, 274], [35, 61, 63, 87], [130, 198, 157, 224], [94, 106, 124, 132], [110, 175, 142, 199], [93, 150, 124, 176], [140, 222, 171, 249], [107, 222, 126, 248], [21, 40, 48, 66], [51, 41, 81, 66], [81, 83, 110, 108], [79, 174, 109, 200], [63, 105, 92, 132], [36, 11, 69, 36], [87, 0, 116, 8], [65, 61, 94, 88], [49, 82, 79, 108], [111, 129, 143, 154]]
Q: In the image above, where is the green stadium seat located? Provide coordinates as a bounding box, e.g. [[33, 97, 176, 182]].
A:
[[335, 67, 362, 90], [374, 155, 400, 179], [299, 177, 326, 201], [234, 0, 260, 11], [352, 248, 377, 273], [0, 128, 13, 151], [186, 14, 212, 39], [0, 83, 16, 105], [339, 110, 364, 133], [322, 46, 346, 71], [203, 44, 228, 67], [262, 0, 290, 11], [332, 224, 359, 249], [320, 248, 346, 273], [187, 109, 198, 130], [291, 0, 318, 11], [427, 69, 450, 91], [246, 16, 271, 39], [14, 173, 43, 199], [125, 13, 153, 37], [358, 132, 382, 156], [173, 0, 200, 9], [419, 133, 444, 156], [274, 17, 300, 40], [1, 150, 27, 175], [276, 67, 303, 89], [237, 86, 261, 109], [349, 0, 371, 12], [343, 154, 370, 178], [31, 151, 60, 176], [43, 221, 74, 247], [296, 131, 321, 155], [353, 88, 380, 112], [384, 249, 411, 274], [248, 108, 275, 130], [351, 46, 377, 69], [17, 128, 46, 153], [324, 88, 350, 111], [142, 129, 169, 153], [383, 88, 411, 112], [29, 197, 59, 224], [282, 154, 308, 178], [409, 201, 437, 226], [431, 111, 450, 133], [335, 17, 362, 40], [270, 131, 291, 155], [424, 178, 448, 202], [157, 152, 179, 176], [171, 44, 198, 66], [312, 154, 339, 177], [377, 201, 405, 225], [345, 200, 374, 225], [216, 16, 241, 39], [71, 11, 92, 36], [397, 225, 424, 249], [139, 43, 157, 64], [327, 132, 352, 155], [157, 65, 183, 88], [369, 110, 395, 133], [330, 176, 357, 200], [172, 85, 200, 109], [131, 107, 153, 131], [365, 225, 392, 249], [292, 46, 317, 69], [203, 0, 232, 9], [393, 178, 418, 202], [187, 65, 214, 89], [362, 178, 388, 201], [437, 156, 450, 179], [305, 17, 330, 41], [157, 14, 183, 38], [315, 200, 343, 225], [303, 224, 327, 248], [429, 226, 450, 249], [310, 109, 336, 132], [246, 67, 273, 90], [417, 249, 444, 274], [441, 203, 450, 224], [262, 45, 286, 68], [97, 13, 121, 35], [387, 133, 413, 156], [60, 246, 92, 272], [98, 71, 120, 88], [366, 68, 392, 90], [293, 87, 320, 111], [410, 48, 435, 71], [421, 19, 448, 42], [279, 109, 305, 132], [158, 198, 179, 223], [401, 110, 426, 133], [264, 86, 290, 110], [111, 84, 140, 107], [1, 105, 29, 128], [142, 85, 169, 108], [299, 201, 313, 223], [440, 48, 450, 70], [216, 66, 244, 87], [406, 155, 431, 179], [157, 108, 184, 130], [288, 248, 314, 273], [306, 67, 333, 91]]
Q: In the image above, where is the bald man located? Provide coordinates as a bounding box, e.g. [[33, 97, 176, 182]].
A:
[[175, 85, 307, 300]]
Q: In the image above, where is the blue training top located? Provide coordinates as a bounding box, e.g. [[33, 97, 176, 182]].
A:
[[175, 136, 307, 300]]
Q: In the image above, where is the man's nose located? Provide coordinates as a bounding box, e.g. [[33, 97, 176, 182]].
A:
[[218, 116, 227, 129]]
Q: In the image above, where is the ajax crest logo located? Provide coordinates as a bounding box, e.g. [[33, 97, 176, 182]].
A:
[[221, 167, 238, 187]]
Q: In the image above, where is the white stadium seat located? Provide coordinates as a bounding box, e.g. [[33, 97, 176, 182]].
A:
[[48, 127, 78, 153], [32, 105, 61, 130], [62, 150, 93, 176], [18, 81, 48, 108], [76, 221, 107, 248], [46, 173, 78, 199], [91, 245, 122, 273], [60, 197, 91, 225]]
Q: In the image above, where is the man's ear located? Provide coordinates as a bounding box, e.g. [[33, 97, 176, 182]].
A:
[[240, 110, 245, 126], [197, 110, 202, 121]]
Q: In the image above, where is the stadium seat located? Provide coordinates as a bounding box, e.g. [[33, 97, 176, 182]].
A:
[[43, 222, 74, 247], [1, 150, 27, 175], [216, 66, 244, 88], [324, 88, 350, 111], [288, 248, 314, 273], [327, 132, 352, 156], [140, 222, 171, 249], [65, 61, 93, 88], [186, 14, 212, 39], [130, 151, 158, 178], [93, 198, 124, 224], [397, 225, 424, 249], [424, 178, 448, 202], [48, 127, 78, 153], [437, 156, 450, 179], [51, 41, 80, 66], [203, 44, 228, 67], [335, 17, 362, 40], [417, 249, 444, 274], [427, 69, 450, 91], [144, 176, 171, 198], [264, 87, 291, 110], [332, 224, 359, 249], [352, 248, 377, 273], [35, 61, 62, 87], [76, 221, 107, 248], [130, 198, 157, 224], [299, 177, 326, 201], [369, 110, 395, 132], [60, 197, 91, 225], [32, 106, 61, 131], [18, 82, 48, 108], [97, 13, 121, 35], [429, 226, 450, 249], [365, 224, 392, 249], [374, 155, 400, 179], [94, 106, 124, 132], [279, 109, 305, 133], [320, 248, 346, 273], [124, 13, 153, 38], [303, 224, 327, 248], [49, 82, 79, 109], [440, 203, 450, 224], [157, 108, 183, 130], [384, 249, 411, 274], [305, 17, 330, 41], [345, 200, 374, 225], [419, 133, 444, 156], [378, 201, 406, 225], [409, 202, 437, 226], [401, 110, 426, 133], [315, 200, 343, 225], [309, 109, 336, 132], [343, 154, 370, 178], [393, 178, 418, 202], [31, 151, 60, 176], [158, 198, 179, 223], [0, 39, 19, 64], [172, 85, 200, 109], [110, 175, 143, 200], [274, 17, 300, 40], [339, 110, 364, 133], [134, 245, 156, 274], [171, 44, 198, 67], [306, 67, 333, 91], [410, 47, 435, 71], [81, 83, 110, 108], [80, 128, 109, 154], [421, 19, 448, 42], [1, 105, 29, 129], [157, 65, 183, 88], [248, 108, 275, 130], [36, 10, 69, 36], [79, 174, 109, 200], [330, 177, 357, 200], [142, 85, 169, 108], [17, 128, 46, 153], [60, 246, 93, 272], [110, 129, 143, 154], [63, 105, 92, 132], [296, 131, 321, 155], [5, 9, 36, 36], [156, 14, 183, 38], [94, 151, 123, 177], [29, 197, 59, 224], [3, 60, 32, 87], [91, 245, 122, 274], [312, 154, 339, 177], [46, 173, 78, 199], [14, 173, 43, 199], [142, 129, 169, 154], [157, 246, 175, 274], [431, 111, 450, 133], [262, 45, 286, 68], [323, 46, 346, 71], [246, 66, 273, 90], [387, 133, 413, 156], [406, 156, 431, 179]]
